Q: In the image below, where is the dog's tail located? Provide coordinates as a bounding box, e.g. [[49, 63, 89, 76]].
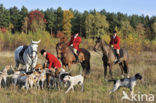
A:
[[108, 80, 117, 84]]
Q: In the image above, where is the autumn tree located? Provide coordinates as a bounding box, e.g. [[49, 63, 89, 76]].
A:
[[28, 10, 46, 32], [85, 13, 109, 38], [62, 10, 73, 37], [22, 16, 29, 33], [136, 23, 145, 38], [120, 20, 134, 38], [152, 22, 156, 39]]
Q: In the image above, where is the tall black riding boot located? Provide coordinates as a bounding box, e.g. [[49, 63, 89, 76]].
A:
[[115, 54, 120, 64], [74, 53, 79, 62]]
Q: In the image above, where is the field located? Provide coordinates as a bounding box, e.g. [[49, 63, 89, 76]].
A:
[[0, 51, 155, 103]]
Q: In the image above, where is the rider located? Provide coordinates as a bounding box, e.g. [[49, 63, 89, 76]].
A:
[[68, 33, 82, 62], [40, 49, 62, 75], [109, 30, 120, 63]]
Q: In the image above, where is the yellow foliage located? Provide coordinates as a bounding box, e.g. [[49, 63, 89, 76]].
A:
[[101, 34, 110, 44], [124, 34, 142, 55]]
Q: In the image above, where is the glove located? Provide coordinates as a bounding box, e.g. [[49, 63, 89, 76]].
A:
[[111, 45, 114, 48], [70, 44, 73, 47]]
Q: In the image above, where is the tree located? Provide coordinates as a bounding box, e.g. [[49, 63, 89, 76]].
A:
[[22, 16, 29, 33], [0, 4, 10, 28], [85, 14, 94, 38], [9, 6, 21, 33], [28, 10, 47, 32], [136, 23, 145, 38], [120, 20, 134, 38], [44, 8, 56, 34], [62, 10, 73, 37], [54, 7, 63, 32], [19, 6, 28, 31], [71, 10, 83, 36], [94, 13, 109, 36], [152, 22, 156, 39], [85, 13, 109, 38]]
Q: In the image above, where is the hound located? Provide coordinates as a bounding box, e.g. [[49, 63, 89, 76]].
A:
[[63, 74, 84, 94], [37, 69, 46, 89], [109, 73, 142, 95], [0, 65, 11, 88], [8, 69, 26, 86]]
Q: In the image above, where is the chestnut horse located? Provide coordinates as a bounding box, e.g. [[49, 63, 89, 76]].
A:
[[56, 42, 91, 74], [93, 37, 129, 80]]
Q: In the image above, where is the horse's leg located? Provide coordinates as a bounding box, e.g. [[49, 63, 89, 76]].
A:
[[15, 61, 19, 70], [119, 62, 124, 78], [68, 63, 72, 72], [103, 61, 108, 81], [124, 61, 129, 77], [109, 64, 113, 79]]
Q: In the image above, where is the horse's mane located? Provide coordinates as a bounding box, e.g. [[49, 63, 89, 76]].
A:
[[101, 39, 109, 46]]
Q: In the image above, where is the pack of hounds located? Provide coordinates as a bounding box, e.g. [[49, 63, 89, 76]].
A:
[[0, 64, 142, 94], [0, 64, 84, 94]]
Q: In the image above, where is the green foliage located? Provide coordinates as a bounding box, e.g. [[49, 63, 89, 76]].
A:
[[85, 13, 109, 38], [0, 4, 10, 28]]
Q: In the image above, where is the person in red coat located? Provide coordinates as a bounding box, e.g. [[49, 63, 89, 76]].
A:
[[109, 30, 120, 63], [40, 49, 62, 73], [68, 33, 82, 62]]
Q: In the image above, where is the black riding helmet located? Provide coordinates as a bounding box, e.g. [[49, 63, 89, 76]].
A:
[[40, 49, 46, 55], [113, 30, 117, 34]]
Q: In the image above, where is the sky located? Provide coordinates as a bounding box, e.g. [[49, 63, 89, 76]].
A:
[[0, 0, 156, 17]]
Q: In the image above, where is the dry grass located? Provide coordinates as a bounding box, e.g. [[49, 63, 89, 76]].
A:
[[0, 51, 155, 103]]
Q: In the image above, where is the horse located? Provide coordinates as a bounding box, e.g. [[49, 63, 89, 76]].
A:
[[56, 42, 91, 74], [93, 37, 129, 80], [14, 40, 40, 72]]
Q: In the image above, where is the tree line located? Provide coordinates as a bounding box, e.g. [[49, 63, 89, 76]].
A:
[[0, 4, 156, 40]]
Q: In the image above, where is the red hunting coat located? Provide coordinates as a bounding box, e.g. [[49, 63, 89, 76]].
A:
[[68, 36, 82, 51], [109, 35, 120, 49], [46, 52, 61, 69]]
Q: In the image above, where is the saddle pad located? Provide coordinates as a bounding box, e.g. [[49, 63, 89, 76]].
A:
[[19, 45, 28, 60], [113, 48, 124, 58]]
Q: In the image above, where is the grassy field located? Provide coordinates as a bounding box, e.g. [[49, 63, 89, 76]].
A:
[[0, 51, 155, 103]]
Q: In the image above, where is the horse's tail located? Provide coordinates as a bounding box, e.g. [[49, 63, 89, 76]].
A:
[[81, 59, 90, 74]]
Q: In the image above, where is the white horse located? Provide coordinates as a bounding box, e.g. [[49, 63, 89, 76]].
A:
[[14, 40, 40, 72]]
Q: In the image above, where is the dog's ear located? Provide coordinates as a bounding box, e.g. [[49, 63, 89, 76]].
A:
[[135, 73, 142, 80]]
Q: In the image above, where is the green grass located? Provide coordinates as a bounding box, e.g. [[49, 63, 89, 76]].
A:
[[0, 51, 155, 103]]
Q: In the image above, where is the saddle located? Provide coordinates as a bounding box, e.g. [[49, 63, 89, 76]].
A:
[[112, 48, 124, 58], [19, 45, 28, 61]]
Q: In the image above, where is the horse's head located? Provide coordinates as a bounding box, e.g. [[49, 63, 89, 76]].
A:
[[29, 40, 41, 59], [93, 37, 102, 52], [56, 42, 64, 59]]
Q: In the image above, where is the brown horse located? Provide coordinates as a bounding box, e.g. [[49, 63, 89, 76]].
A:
[[56, 42, 91, 74], [93, 37, 129, 80]]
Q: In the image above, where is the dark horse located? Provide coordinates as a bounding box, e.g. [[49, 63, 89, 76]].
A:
[[56, 42, 91, 74], [93, 37, 129, 80]]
